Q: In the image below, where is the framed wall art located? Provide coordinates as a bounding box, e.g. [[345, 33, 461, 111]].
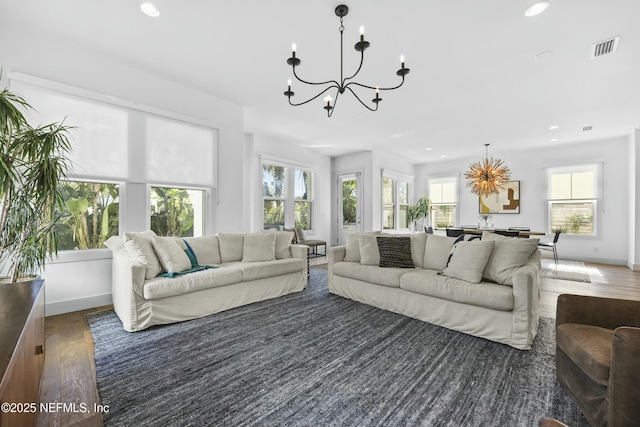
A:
[[479, 180, 520, 214]]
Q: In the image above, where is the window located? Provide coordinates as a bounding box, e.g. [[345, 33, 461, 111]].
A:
[[428, 176, 458, 228], [263, 165, 286, 230], [547, 164, 598, 236], [262, 163, 314, 231], [294, 170, 313, 230], [382, 177, 395, 230], [10, 76, 218, 257], [150, 187, 206, 237], [58, 181, 120, 250], [382, 173, 412, 230]]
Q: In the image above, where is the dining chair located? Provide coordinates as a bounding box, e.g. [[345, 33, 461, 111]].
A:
[[445, 227, 464, 237], [538, 231, 561, 266], [424, 226, 434, 234], [494, 229, 520, 237]]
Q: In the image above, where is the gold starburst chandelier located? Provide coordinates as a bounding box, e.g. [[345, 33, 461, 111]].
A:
[[464, 144, 511, 196]]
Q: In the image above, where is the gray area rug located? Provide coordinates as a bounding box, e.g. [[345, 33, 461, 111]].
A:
[[541, 259, 591, 283], [88, 269, 588, 427]]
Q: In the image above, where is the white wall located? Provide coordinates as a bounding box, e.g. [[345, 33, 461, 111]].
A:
[[0, 22, 246, 315], [250, 134, 332, 242], [331, 150, 416, 243], [630, 130, 640, 270], [416, 137, 632, 265]]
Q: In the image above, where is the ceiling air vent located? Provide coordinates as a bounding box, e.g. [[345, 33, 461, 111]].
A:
[[591, 36, 619, 59], [582, 126, 593, 132]]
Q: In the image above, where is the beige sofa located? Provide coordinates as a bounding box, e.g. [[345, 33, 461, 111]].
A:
[[328, 231, 541, 350], [105, 230, 307, 331]]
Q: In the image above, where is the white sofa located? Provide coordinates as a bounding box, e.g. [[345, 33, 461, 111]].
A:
[[105, 230, 307, 331], [328, 231, 541, 350]]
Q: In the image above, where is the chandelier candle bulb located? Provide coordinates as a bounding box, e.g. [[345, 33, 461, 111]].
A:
[[360, 26, 365, 41], [292, 43, 296, 57]]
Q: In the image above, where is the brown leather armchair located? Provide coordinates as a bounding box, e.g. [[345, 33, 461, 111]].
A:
[[556, 294, 640, 427]]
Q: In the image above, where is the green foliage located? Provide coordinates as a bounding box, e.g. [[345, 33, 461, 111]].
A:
[[407, 196, 432, 227], [150, 187, 195, 237], [0, 82, 73, 281], [58, 182, 119, 250]]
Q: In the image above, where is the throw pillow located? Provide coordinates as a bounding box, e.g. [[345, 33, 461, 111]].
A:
[[151, 236, 192, 274], [270, 230, 294, 259], [423, 234, 458, 271], [442, 240, 494, 283], [242, 233, 276, 262], [217, 233, 245, 263], [377, 236, 415, 268], [179, 236, 221, 265], [344, 233, 362, 262], [284, 227, 298, 244], [359, 234, 380, 265], [123, 230, 163, 279], [103, 236, 127, 256], [481, 231, 540, 285]]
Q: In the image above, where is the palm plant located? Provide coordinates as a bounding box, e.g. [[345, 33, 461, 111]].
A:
[[0, 83, 72, 282]]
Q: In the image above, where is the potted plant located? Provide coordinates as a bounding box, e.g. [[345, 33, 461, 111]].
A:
[[0, 81, 72, 284], [408, 196, 432, 231]]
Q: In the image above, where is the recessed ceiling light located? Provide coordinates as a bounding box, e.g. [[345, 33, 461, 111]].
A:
[[524, 2, 549, 17], [425, 147, 432, 151], [548, 125, 559, 130], [140, 2, 160, 17], [440, 155, 447, 158], [550, 138, 559, 142]]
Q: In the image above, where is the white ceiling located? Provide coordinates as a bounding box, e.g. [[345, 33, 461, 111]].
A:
[[2, 0, 640, 164]]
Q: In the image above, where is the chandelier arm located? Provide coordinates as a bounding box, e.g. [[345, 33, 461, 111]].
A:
[[287, 85, 339, 107], [344, 86, 378, 112], [292, 66, 340, 88], [327, 90, 341, 118], [345, 74, 406, 92], [342, 50, 365, 84]]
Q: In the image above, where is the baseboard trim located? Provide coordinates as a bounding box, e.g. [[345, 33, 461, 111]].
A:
[[628, 262, 640, 271], [45, 293, 113, 317]]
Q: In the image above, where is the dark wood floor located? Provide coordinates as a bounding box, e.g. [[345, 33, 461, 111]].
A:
[[36, 263, 640, 427]]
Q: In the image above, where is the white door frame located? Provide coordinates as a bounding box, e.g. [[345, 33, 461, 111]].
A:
[[336, 170, 363, 245]]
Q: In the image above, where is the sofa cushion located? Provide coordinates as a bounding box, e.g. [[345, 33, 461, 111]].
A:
[[142, 266, 243, 300], [481, 231, 540, 285], [359, 234, 380, 265], [222, 258, 304, 281], [242, 233, 276, 262], [423, 235, 458, 271], [152, 236, 192, 273], [332, 261, 409, 288], [123, 230, 163, 280], [400, 271, 514, 311], [377, 236, 415, 268], [442, 240, 494, 283], [409, 233, 427, 268], [217, 233, 245, 262], [179, 236, 221, 265], [556, 323, 613, 386], [273, 230, 294, 259]]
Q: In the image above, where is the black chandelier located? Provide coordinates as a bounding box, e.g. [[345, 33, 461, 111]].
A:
[[283, 4, 410, 117]]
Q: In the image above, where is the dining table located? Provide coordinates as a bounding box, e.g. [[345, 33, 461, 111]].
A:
[[461, 228, 546, 237]]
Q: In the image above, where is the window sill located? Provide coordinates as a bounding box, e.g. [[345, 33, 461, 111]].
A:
[[49, 248, 113, 264]]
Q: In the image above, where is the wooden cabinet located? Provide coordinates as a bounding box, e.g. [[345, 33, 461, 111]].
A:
[[0, 279, 45, 427]]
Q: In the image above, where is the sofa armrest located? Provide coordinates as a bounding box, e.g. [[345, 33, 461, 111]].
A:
[[328, 246, 345, 264], [290, 244, 307, 260], [510, 256, 541, 348], [111, 251, 146, 332], [556, 295, 640, 330], [609, 326, 640, 427]]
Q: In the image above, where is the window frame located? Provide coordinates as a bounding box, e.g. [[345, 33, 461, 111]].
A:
[[427, 175, 459, 229], [148, 184, 211, 238], [545, 163, 601, 237], [261, 159, 316, 232], [381, 170, 413, 231]]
